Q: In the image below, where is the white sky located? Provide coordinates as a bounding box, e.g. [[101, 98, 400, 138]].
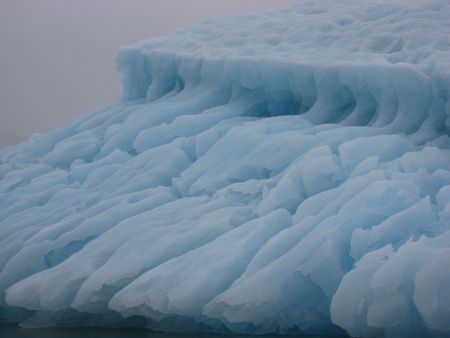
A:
[[0, 0, 299, 150]]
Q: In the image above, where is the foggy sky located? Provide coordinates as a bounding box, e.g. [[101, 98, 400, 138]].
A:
[[0, 0, 299, 150]]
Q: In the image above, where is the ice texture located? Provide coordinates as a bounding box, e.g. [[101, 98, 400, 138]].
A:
[[1, 1, 450, 337]]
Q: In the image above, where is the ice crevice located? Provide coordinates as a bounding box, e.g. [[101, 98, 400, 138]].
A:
[[1, 1, 450, 337]]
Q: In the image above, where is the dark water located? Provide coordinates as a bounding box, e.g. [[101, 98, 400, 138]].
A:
[[0, 325, 349, 338]]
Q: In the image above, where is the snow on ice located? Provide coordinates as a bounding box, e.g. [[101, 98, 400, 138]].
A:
[[1, 1, 450, 337]]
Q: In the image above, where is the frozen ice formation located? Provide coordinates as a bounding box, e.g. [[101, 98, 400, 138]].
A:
[[1, 1, 450, 337]]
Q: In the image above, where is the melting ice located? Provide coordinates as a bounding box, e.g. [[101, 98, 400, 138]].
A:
[[1, 1, 450, 337]]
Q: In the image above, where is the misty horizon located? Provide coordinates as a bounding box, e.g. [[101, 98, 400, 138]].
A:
[[0, 0, 299, 150]]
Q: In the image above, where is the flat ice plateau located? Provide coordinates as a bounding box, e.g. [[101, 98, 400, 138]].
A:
[[1, 1, 450, 337]]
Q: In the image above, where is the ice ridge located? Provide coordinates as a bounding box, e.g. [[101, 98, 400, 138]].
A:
[[1, 1, 450, 337]]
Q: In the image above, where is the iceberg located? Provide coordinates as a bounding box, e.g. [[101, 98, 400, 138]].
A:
[[1, 0, 450, 337]]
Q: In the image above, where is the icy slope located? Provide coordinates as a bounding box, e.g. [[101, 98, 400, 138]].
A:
[[1, 0, 450, 337]]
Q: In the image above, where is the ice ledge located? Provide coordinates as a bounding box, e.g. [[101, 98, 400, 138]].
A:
[[115, 0, 450, 142]]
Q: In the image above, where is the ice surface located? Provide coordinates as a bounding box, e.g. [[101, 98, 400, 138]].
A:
[[1, 0, 450, 337]]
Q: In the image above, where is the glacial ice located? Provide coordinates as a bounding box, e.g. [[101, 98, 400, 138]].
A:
[[1, 0, 450, 337]]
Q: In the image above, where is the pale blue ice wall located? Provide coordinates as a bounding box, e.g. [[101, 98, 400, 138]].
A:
[[1, 1, 450, 337]]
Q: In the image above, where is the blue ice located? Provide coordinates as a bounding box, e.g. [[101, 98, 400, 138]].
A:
[[1, 1, 450, 337]]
